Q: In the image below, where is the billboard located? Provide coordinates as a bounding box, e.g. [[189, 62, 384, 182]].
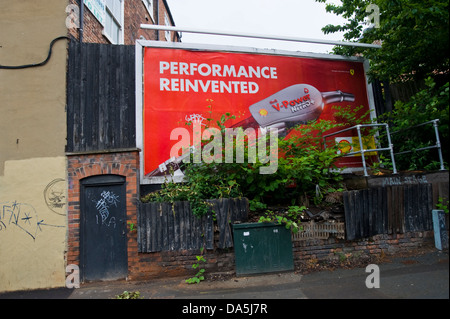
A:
[[136, 42, 375, 184]]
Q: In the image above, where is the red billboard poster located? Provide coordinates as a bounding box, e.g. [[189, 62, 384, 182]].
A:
[[139, 43, 375, 184]]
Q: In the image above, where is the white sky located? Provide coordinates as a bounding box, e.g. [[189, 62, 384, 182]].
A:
[[165, 0, 347, 54]]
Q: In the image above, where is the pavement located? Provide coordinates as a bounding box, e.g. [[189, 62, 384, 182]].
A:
[[0, 248, 448, 301]]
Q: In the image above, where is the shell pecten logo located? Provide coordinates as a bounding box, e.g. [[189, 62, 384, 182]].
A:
[[337, 139, 352, 154], [258, 108, 268, 117]]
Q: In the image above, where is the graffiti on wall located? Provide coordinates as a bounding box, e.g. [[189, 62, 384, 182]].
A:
[[0, 179, 67, 240], [44, 178, 67, 216], [0, 200, 63, 240], [381, 175, 429, 187]]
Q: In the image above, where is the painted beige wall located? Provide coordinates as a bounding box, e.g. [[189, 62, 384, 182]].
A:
[[0, 0, 68, 174], [0, 157, 68, 292], [0, 0, 69, 292]]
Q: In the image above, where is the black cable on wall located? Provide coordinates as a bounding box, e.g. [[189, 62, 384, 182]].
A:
[[0, 36, 69, 70]]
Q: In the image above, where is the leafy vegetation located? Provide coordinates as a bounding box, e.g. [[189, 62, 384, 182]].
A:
[[186, 248, 207, 284], [378, 78, 449, 170], [314, 1, 449, 170], [436, 197, 449, 214], [315, 0, 449, 83], [114, 291, 142, 299], [141, 105, 363, 221], [258, 205, 307, 234]]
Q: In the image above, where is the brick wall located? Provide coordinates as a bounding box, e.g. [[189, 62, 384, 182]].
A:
[[124, 0, 158, 44], [293, 231, 435, 270], [156, 0, 179, 42], [68, 0, 176, 44], [130, 229, 236, 280], [68, 0, 107, 44], [66, 150, 140, 275], [129, 230, 435, 280], [130, 248, 236, 281]]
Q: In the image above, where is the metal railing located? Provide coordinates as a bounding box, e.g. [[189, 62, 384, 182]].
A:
[[323, 123, 397, 177], [390, 119, 445, 171], [323, 119, 445, 176], [140, 24, 382, 49]]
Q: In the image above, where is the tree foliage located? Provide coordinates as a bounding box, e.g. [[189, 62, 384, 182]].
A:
[[379, 78, 449, 170], [316, 0, 449, 170], [316, 0, 449, 83]]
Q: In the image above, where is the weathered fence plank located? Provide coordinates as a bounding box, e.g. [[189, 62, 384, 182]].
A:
[[214, 198, 232, 249], [387, 185, 405, 234], [138, 198, 249, 252], [343, 184, 434, 240], [343, 190, 355, 240], [66, 42, 136, 153]]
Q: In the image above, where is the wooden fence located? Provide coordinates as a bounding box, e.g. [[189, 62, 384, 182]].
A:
[[343, 184, 434, 240], [138, 198, 249, 252], [66, 41, 136, 153]]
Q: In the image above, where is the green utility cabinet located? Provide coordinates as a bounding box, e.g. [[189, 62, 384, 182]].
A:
[[232, 223, 294, 276]]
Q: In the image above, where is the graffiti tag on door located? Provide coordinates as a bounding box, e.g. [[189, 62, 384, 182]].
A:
[[94, 191, 120, 228]]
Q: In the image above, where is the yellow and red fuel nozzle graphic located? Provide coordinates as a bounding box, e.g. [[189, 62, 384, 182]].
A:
[[233, 83, 355, 133]]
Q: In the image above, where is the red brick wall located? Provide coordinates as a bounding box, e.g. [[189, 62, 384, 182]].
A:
[[66, 151, 140, 277], [68, 0, 108, 44], [130, 231, 434, 280], [124, 0, 157, 44], [130, 249, 236, 281], [293, 231, 435, 270], [68, 0, 177, 44], [156, 0, 179, 42]]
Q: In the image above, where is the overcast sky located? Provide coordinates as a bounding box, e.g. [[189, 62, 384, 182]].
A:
[[165, 0, 347, 54]]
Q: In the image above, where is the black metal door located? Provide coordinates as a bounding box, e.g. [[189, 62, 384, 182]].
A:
[[80, 175, 128, 281]]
